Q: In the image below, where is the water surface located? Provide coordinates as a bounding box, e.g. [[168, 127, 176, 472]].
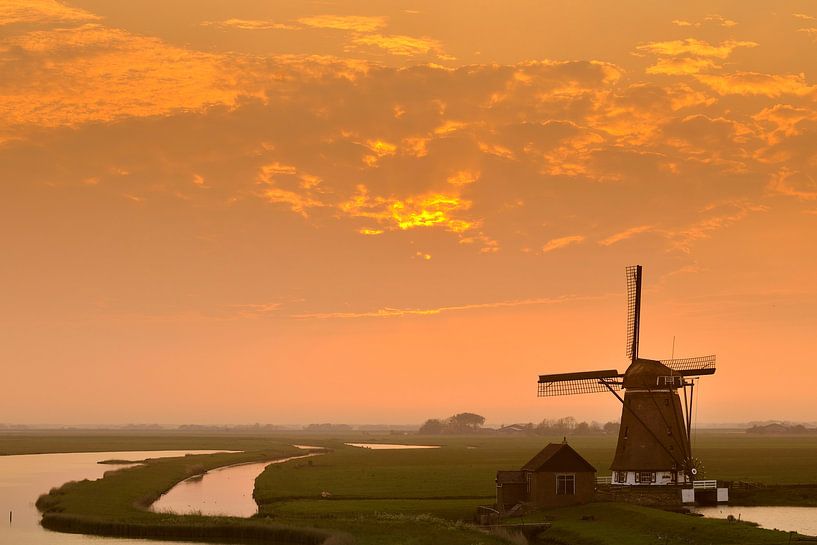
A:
[[345, 443, 440, 450], [692, 505, 817, 536], [151, 454, 320, 517], [0, 450, 229, 545]]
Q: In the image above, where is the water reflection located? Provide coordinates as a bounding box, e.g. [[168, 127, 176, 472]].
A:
[[151, 454, 320, 517], [0, 450, 229, 545], [692, 505, 817, 536], [345, 443, 440, 450]]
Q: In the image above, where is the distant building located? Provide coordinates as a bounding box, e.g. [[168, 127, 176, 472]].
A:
[[496, 424, 531, 434], [496, 442, 596, 510]]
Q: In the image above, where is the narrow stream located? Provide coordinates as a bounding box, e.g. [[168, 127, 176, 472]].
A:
[[150, 453, 321, 517]]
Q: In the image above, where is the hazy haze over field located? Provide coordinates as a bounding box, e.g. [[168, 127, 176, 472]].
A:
[[1, 0, 816, 425]]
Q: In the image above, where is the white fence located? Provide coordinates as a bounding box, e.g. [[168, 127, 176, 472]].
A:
[[596, 475, 612, 485], [692, 480, 717, 489]]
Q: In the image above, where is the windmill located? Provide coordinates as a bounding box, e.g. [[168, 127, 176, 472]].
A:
[[537, 265, 715, 486]]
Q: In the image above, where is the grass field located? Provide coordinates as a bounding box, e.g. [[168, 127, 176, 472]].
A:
[[13, 430, 817, 544]]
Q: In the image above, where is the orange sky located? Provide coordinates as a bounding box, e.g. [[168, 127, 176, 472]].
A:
[[2, 0, 816, 426]]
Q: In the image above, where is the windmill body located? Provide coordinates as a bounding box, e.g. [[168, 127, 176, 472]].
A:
[[537, 266, 716, 486]]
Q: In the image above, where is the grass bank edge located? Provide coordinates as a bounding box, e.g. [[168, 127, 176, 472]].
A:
[[36, 446, 351, 545]]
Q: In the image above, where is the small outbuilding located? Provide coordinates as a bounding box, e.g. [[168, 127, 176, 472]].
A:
[[496, 442, 596, 511]]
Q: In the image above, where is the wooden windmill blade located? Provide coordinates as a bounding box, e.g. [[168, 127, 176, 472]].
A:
[[537, 369, 622, 397], [660, 355, 717, 376], [625, 265, 642, 362]]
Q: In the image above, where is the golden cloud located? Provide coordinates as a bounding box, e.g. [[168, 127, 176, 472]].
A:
[[294, 294, 593, 319], [200, 18, 296, 30], [350, 33, 443, 56], [646, 57, 720, 75], [541, 235, 585, 253], [798, 28, 817, 41], [672, 15, 738, 28], [0, 0, 98, 26], [769, 168, 817, 200], [340, 185, 475, 233], [0, 23, 251, 129], [669, 201, 768, 253], [446, 170, 480, 185], [636, 38, 756, 59], [696, 72, 815, 97], [297, 15, 387, 32], [599, 225, 655, 246]]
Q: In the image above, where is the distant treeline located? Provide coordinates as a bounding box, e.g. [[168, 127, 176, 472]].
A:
[[747, 423, 817, 435], [418, 414, 620, 435]]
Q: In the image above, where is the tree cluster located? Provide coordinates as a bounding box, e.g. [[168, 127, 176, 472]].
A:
[[419, 412, 486, 434], [532, 417, 619, 435]]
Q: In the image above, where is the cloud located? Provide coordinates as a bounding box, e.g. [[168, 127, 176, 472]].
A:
[[0, 0, 98, 26], [297, 15, 387, 32], [339, 185, 475, 233], [695, 72, 815, 97], [793, 13, 817, 21], [447, 170, 480, 185], [541, 235, 585, 253], [599, 225, 655, 246], [768, 168, 817, 200], [636, 38, 756, 59], [0, 23, 255, 130], [349, 33, 444, 56], [798, 28, 817, 41], [256, 162, 326, 216], [200, 18, 296, 30], [294, 294, 594, 319], [668, 201, 768, 252], [646, 57, 720, 75], [672, 15, 738, 28]]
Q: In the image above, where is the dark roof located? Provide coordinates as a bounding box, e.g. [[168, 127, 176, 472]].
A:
[[496, 470, 525, 484], [521, 443, 596, 473], [622, 358, 675, 389]]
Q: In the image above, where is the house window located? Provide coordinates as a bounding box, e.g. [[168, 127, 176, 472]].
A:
[[556, 474, 576, 495], [615, 471, 627, 483], [635, 471, 655, 484], [525, 472, 533, 495]]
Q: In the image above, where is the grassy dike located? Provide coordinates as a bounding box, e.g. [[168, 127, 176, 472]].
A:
[[252, 440, 807, 545], [35, 447, 349, 545]]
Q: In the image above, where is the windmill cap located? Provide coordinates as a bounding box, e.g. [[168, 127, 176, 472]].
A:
[[623, 358, 676, 389]]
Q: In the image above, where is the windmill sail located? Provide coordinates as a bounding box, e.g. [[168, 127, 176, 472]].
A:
[[625, 265, 642, 361], [660, 355, 716, 376], [538, 369, 622, 396]]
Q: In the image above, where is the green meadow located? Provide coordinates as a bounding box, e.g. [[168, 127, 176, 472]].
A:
[[13, 430, 817, 544]]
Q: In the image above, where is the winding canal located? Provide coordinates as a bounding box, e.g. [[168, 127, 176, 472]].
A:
[[0, 450, 230, 545]]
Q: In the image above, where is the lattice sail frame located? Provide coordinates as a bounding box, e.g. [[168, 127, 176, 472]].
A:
[[537, 369, 622, 397], [625, 265, 641, 360], [660, 355, 717, 376]]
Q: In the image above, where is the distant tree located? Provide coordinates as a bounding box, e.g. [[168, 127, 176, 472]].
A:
[[449, 412, 486, 433], [419, 418, 446, 434], [556, 416, 576, 432], [574, 421, 590, 434], [603, 421, 621, 434]]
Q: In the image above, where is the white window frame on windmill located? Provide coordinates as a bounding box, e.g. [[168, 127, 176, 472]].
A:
[[658, 376, 684, 387]]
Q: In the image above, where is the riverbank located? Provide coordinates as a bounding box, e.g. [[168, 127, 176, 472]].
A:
[[35, 447, 348, 545]]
